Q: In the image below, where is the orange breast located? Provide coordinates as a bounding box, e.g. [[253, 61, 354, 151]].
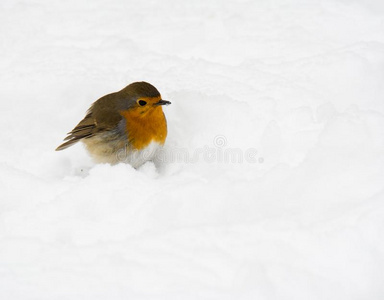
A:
[[120, 106, 167, 150]]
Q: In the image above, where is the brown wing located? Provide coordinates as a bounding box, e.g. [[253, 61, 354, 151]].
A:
[[55, 112, 96, 151], [55, 93, 123, 151]]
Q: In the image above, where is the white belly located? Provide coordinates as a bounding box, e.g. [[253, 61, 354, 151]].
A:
[[83, 134, 163, 168], [116, 141, 163, 168]]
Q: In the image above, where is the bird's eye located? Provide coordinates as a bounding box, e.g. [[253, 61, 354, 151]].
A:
[[138, 100, 147, 106]]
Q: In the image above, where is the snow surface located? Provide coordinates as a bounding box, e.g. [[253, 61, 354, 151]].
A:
[[1, 0, 384, 299]]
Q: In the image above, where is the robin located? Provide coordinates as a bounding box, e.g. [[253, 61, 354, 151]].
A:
[[56, 81, 171, 167]]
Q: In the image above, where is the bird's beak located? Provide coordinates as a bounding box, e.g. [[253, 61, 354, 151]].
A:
[[154, 99, 171, 106]]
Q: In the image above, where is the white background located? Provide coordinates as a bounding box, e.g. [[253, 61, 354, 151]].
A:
[[0, 0, 384, 299]]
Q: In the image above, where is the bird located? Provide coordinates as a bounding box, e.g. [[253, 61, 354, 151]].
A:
[[56, 81, 171, 168]]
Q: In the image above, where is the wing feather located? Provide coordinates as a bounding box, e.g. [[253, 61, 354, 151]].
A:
[[55, 93, 123, 151]]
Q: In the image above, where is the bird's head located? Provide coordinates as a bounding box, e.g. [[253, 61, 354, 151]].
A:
[[120, 82, 171, 116]]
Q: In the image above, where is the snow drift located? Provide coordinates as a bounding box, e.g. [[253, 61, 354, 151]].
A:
[[0, 0, 383, 299]]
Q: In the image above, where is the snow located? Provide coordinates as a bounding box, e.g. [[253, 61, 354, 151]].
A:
[[1, 0, 384, 299]]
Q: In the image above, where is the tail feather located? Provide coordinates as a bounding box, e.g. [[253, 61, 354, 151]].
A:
[[56, 113, 96, 151], [55, 139, 81, 151]]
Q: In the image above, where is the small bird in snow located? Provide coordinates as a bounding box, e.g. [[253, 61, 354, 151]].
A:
[[56, 81, 171, 168]]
